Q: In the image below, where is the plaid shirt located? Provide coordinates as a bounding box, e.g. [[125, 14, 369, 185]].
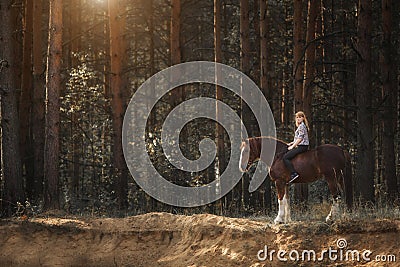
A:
[[294, 122, 309, 145]]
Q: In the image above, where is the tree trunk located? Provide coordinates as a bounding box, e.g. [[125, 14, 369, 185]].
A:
[[381, 0, 398, 201], [315, 0, 323, 76], [0, 0, 25, 216], [240, 0, 251, 210], [252, 0, 260, 83], [20, 0, 35, 201], [293, 0, 304, 111], [322, 0, 333, 142], [260, 0, 271, 211], [240, 0, 251, 76], [303, 0, 320, 133], [341, 0, 353, 146], [315, 0, 323, 146], [171, 0, 181, 66], [44, 0, 63, 210], [293, 0, 308, 204], [214, 0, 225, 174], [260, 0, 269, 102], [355, 0, 374, 202], [214, 0, 224, 213], [282, 4, 292, 126], [170, 0, 183, 105], [32, 0, 45, 200], [214, 0, 226, 173], [109, 0, 128, 209]]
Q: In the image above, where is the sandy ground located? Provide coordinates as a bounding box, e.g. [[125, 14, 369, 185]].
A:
[[0, 212, 398, 267]]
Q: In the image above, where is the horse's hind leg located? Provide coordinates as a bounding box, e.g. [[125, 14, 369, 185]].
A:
[[326, 196, 342, 223], [274, 180, 289, 224], [326, 172, 343, 222]]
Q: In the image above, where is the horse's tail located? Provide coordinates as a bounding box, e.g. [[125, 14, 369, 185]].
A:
[[342, 149, 353, 210]]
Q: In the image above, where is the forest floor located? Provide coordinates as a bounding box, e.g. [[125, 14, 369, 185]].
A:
[[0, 211, 399, 267]]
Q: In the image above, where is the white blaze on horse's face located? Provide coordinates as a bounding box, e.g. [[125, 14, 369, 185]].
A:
[[239, 144, 250, 172]]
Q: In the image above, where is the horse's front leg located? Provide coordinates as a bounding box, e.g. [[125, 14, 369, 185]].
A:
[[274, 198, 285, 224], [274, 180, 289, 224], [284, 185, 292, 223]]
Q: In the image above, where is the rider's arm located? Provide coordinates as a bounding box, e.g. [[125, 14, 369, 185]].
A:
[[288, 138, 302, 150], [292, 137, 302, 147]]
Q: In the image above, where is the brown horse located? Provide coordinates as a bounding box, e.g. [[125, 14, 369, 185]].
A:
[[239, 136, 353, 223]]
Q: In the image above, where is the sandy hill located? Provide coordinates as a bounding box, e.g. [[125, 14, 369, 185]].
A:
[[0, 212, 398, 266]]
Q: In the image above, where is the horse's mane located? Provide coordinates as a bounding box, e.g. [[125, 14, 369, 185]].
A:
[[247, 138, 261, 159]]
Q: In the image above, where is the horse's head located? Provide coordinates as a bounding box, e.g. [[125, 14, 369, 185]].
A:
[[239, 139, 258, 172]]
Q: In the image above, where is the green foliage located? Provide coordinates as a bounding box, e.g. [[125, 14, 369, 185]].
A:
[[60, 58, 114, 214], [18, 0, 396, 217]]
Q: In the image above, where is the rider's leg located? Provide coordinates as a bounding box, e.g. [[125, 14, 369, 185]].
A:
[[283, 146, 308, 182], [283, 147, 301, 173]]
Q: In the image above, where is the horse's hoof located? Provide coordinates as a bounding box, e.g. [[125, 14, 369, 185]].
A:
[[325, 216, 334, 224]]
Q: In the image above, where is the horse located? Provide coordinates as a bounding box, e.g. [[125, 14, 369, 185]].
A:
[[239, 136, 353, 224]]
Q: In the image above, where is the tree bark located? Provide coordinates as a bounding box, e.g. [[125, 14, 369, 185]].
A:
[[293, 0, 304, 111], [260, 0, 269, 102], [315, 0, 323, 145], [259, 0, 271, 211], [0, 0, 25, 216], [171, 0, 181, 66], [170, 0, 183, 105], [341, 0, 353, 146], [240, 0, 251, 76], [355, 0, 374, 202], [20, 0, 35, 201], [253, 0, 260, 82], [109, 0, 128, 209], [381, 0, 398, 201], [214, 0, 225, 213], [44, 0, 63, 210], [240, 0, 251, 210], [293, 0, 308, 204], [32, 0, 45, 200], [303, 0, 320, 130], [214, 0, 225, 174]]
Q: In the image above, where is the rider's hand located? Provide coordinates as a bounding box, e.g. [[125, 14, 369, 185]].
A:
[[288, 145, 294, 150]]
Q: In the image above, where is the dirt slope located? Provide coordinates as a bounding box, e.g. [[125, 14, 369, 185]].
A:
[[0, 212, 398, 267]]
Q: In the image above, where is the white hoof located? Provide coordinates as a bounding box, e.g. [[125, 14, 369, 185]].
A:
[[274, 216, 285, 224]]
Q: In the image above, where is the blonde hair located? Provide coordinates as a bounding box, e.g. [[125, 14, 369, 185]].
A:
[[295, 111, 309, 130]]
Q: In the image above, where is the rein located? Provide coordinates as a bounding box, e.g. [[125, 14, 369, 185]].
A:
[[246, 136, 288, 166]]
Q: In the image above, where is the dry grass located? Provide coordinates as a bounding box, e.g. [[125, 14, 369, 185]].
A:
[[249, 200, 400, 224]]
